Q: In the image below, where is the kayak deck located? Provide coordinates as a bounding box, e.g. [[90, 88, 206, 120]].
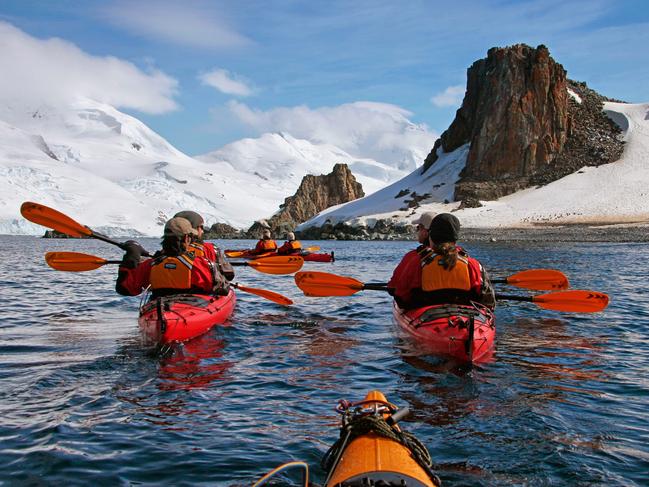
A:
[[393, 301, 496, 363], [323, 390, 440, 487], [138, 290, 236, 346]]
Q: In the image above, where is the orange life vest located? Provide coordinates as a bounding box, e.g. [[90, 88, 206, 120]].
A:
[[421, 254, 471, 292], [259, 239, 277, 251], [288, 240, 301, 251], [149, 252, 195, 291], [189, 242, 205, 259]]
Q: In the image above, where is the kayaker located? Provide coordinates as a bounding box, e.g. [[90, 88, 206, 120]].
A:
[[174, 210, 235, 281], [277, 232, 302, 255], [388, 212, 436, 294], [388, 213, 495, 309], [250, 229, 278, 255], [115, 217, 229, 297]]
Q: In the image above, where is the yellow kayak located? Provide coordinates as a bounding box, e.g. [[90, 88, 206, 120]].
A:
[[254, 390, 441, 486], [322, 390, 441, 486]]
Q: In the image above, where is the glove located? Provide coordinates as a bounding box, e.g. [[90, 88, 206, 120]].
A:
[[121, 240, 146, 269]]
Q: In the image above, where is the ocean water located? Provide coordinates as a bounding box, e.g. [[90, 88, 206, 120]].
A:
[[0, 235, 648, 486]]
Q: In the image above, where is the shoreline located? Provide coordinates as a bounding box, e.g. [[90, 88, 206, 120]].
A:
[[5, 223, 649, 243], [460, 224, 649, 243]]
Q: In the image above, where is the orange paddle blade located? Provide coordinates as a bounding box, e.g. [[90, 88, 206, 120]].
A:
[[225, 250, 247, 258], [233, 283, 293, 306], [246, 255, 304, 275], [505, 269, 569, 291], [21, 201, 91, 238], [45, 252, 110, 272], [294, 271, 364, 297], [533, 290, 609, 312], [304, 245, 320, 252]]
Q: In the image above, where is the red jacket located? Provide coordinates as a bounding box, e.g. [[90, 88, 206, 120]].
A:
[[116, 254, 215, 296], [388, 246, 493, 309]]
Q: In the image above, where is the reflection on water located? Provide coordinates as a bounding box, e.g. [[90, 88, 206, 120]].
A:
[[1, 236, 649, 486], [157, 334, 233, 391]]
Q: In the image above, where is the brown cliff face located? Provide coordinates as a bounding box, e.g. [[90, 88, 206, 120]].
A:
[[260, 163, 364, 236], [423, 44, 623, 204]]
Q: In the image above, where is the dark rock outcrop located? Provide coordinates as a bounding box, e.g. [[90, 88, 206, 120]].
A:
[[267, 163, 364, 237], [204, 222, 242, 239], [423, 44, 624, 203], [204, 163, 365, 239]]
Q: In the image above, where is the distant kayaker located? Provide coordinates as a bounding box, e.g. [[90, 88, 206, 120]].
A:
[[277, 232, 302, 255], [387, 213, 495, 309], [174, 210, 234, 281], [250, 229, 278, 255], [115, 217, 230, 298]]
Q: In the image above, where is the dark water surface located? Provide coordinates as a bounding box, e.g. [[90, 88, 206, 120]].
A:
[[1, 235, 648, 486]]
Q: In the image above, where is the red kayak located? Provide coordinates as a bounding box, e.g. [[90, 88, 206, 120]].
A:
[[300, 251, 334, 263], [393, 301, 495, 363], [138, 290, 236, 346]]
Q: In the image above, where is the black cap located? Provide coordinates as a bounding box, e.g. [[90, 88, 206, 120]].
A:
[[428, 213, 460, 242]]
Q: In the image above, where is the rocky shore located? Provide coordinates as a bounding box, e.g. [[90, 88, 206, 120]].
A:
[[292, 220, 649, 243], [460, 225, 649, 243]]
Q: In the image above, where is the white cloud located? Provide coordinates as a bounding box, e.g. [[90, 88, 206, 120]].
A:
[[199, 69, 253, 96], [431, 85, 465, 107], [0, 21, 178, 114], [100, 0, 251, 49], [226, 100, 437, 170]]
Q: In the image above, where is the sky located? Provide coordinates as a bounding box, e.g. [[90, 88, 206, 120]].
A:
[[1, 0, 648, 156]]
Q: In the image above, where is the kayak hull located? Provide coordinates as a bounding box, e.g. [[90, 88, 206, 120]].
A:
[[393, 301, 495, 363], [301, 251, 334, 263], [325, 390, 439, 487], [138, 290, 236, 346]]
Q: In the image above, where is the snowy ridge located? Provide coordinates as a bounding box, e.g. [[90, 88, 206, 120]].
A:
[[0, 99, 424, 236], [299, 102, 649, 230]]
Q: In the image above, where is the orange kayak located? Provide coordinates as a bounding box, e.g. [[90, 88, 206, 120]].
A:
[[253, 390, 440, 487], [322, 390, 441, 486]]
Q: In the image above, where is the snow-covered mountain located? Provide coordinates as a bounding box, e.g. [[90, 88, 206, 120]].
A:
[[299, 102, 649, 230], [0, 99, 426, 236]]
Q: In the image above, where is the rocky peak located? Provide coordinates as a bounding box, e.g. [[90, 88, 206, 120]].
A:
[[262, 163, 364, 237], [423, 44, 623, 204]]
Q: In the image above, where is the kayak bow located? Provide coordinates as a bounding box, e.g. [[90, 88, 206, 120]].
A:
[[322, 390, 441, 486]]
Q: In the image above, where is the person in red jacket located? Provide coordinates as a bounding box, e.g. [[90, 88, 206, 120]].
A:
[[388, 213, 495, 310], [115, 217, 227, 298], [388, 212, 436, 294], [277, 232, 302, 255], [174, 210, 234, 282], [250, 229, 278, 255]]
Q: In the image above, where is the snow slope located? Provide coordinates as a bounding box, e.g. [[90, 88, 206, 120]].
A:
[[0, 99, 422, 236], [300, 102, 649, 230]]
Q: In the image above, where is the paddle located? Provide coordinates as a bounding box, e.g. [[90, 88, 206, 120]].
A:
[[20, 201, 151, 255], [491, 269, 569, 290], [225, 250, 246, 258], [294, 269, 570, 296], [495, 291, 609, 313], [232, 283, 293, 306], [294, 271, 608, 313], [45, 252, 304, 275]]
